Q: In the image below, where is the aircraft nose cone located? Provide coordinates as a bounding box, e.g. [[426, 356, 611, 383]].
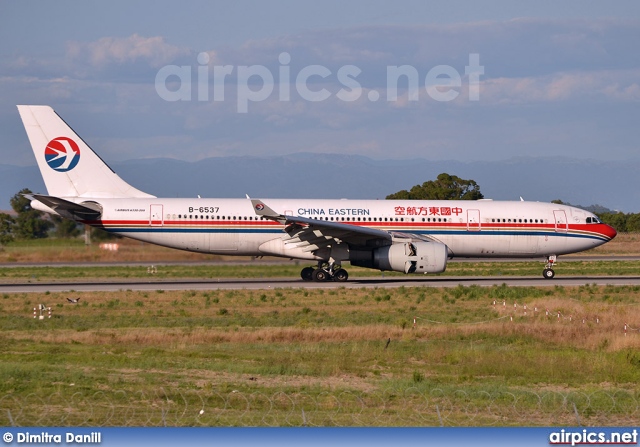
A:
[[602, 224, 617, 240]]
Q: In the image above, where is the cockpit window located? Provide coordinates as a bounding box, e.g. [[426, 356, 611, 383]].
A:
[[586, 217, 601, 224]]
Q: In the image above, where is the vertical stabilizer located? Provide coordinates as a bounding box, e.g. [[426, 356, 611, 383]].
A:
[[17, 105, 154, 199]]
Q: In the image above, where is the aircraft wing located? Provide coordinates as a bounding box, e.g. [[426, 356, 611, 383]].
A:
[[251, 199, 396, 251], [26, 193, 102, 221]]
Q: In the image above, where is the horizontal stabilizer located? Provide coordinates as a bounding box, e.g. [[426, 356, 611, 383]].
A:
[[27, 193, 102, 221]]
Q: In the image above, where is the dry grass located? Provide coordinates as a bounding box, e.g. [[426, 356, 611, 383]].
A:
[[8, 319, 640, 353], [0, 238, 255, 264], [4, 286, 640, 351], [572, 232, 640, 256]]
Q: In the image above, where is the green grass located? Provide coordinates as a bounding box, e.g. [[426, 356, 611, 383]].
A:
[[1, 285, 640, 426], [1, 259, 639, 282]]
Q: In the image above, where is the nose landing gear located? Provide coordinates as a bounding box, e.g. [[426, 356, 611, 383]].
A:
[[543, 255, 557, 279]]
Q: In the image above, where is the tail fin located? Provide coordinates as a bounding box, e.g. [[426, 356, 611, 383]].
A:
[[17, 105, 154, 199]]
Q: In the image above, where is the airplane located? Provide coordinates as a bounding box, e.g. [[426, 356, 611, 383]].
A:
[[17, 105, 617, 281]]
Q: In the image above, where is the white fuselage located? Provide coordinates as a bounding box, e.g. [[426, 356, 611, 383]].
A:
[[82, 197, 615, 260]]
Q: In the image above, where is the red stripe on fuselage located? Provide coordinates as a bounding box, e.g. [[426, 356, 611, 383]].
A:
[[85, 219, 616, 240]]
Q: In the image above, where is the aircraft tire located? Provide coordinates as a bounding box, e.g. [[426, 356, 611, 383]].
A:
[[333, 268, 349, 282], [313, 268, 329, 281], [301, 267, 314, 281], [543, 268, 555, 279]]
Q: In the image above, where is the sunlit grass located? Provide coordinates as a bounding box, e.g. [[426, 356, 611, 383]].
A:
[[0, 259, 639, 283], [1, 285, 640, 425]]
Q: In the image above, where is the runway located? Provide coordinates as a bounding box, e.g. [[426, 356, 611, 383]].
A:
[[2, 275, 640, 293]]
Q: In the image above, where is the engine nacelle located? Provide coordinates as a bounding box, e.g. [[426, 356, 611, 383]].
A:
[[351, 241, 448, 274]]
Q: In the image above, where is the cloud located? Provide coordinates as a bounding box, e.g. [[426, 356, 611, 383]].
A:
[[3, 18, 640, 168], [478, 69, 640, 104], [215, 18, 640, 78], [66, 34, 190, 69], [1, 34, 193, 83]]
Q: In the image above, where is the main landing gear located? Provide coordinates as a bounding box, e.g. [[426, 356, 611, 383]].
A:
[[543, 255, 557, 279], [301, 262, 349, 282]]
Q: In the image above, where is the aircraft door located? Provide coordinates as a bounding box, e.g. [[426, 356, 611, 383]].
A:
[[150, 204, 163, 226], [553, 210, 568, 233], [467, 209, 481, 231]]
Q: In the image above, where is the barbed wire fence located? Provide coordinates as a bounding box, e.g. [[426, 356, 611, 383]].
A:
[[1, 388, 638, 427]]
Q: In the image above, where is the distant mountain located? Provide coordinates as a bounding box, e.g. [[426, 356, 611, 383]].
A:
[[1, 155, 638, 212]]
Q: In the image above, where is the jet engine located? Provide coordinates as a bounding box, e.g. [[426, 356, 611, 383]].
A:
[[350, 241, 448, 274]]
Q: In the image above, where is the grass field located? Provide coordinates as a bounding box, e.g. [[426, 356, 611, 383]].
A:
[[2, 285, 640, 426]]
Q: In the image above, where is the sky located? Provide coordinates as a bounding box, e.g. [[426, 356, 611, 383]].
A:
[[1, 1, 640, 167]]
